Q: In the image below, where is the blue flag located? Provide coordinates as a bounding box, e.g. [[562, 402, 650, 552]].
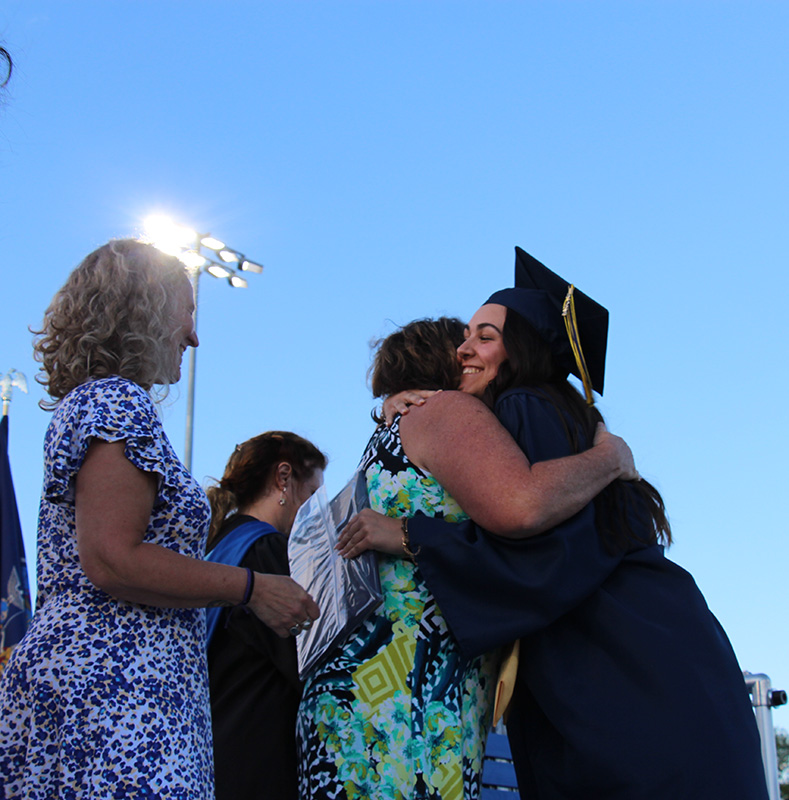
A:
[[0, 414, 32, 674]]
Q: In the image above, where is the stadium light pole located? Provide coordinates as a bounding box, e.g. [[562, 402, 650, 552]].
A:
[[143, 215, 264, 471]]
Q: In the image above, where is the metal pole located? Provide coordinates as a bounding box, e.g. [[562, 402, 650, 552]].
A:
[[183, 265, 200, 472], [745, 672, 782, 800]]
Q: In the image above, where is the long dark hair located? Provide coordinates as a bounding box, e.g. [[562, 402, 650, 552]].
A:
[[206, 431, 327, 547], [484, 309, 671, 551]]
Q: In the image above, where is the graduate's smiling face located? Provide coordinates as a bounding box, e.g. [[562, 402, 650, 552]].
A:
[[457, 304, 509, 398]]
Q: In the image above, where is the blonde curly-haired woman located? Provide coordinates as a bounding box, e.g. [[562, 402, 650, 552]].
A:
[[0, 239, 318, 800]]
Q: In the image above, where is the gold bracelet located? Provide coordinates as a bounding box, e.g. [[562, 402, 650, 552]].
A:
[[401, 518, 421, 561]]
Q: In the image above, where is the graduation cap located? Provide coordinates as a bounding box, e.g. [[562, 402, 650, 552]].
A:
[[485, 247, 609, 402]]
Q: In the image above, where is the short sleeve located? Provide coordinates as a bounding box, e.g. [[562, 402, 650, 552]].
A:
[[43, 377, 171, 506]]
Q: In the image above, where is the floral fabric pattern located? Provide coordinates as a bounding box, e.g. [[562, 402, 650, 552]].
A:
[[297, 419, 497, 799], [0, 377, 213, 800]]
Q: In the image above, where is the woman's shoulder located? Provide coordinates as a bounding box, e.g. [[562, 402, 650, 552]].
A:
[[493, 386, 582, 460], [63, 375, 150, 404], [400, 391, 502, 469], [495, 386, 548, 405], [493, 386, 560, 419], [42, 378, 165, 504], [417, 386, 552, 417], [398, 390, 482, 442], [52, 376, 157, 434]]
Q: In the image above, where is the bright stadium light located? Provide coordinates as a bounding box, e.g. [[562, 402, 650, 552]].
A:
[[142, 215, 265, 470]]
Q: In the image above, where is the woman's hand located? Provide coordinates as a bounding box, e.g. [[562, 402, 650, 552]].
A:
[[337, 508, 404, 558], [382, 390, 439, 425], [593, 423, 640, 481], [248, 574, 320, 639]]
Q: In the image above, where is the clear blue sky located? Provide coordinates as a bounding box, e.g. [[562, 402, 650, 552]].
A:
[[2, 1, 788, 728]]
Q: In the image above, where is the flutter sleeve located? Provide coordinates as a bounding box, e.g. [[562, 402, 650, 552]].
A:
[[408, 388, 623, 658], [44, 376, 172, 507]]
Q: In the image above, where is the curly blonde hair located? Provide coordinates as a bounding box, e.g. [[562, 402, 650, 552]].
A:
[[32, 239, 189, 407]]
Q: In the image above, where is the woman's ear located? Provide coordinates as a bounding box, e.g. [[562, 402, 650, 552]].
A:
[[275, 461, 293, 490]]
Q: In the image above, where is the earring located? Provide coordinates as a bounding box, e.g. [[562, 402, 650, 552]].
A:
[[279, 485, 287, 506]]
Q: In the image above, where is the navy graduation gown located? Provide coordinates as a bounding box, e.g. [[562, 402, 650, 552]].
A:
[[408, 388, 768, 799], [207, 515, 301, 800]]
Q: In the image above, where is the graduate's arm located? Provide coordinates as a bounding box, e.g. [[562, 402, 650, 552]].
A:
[[407, 509, 624, 657], [76, 439, 318, 637], [401, 390, 632, 538]]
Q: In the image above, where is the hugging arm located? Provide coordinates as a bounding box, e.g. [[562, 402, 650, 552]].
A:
[[406, 389, 629, 656], [338, 390, 635, 557], [401, 391, 634, 537]]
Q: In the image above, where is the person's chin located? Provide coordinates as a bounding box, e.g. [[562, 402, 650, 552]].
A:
[[459, 377, 482, 396]]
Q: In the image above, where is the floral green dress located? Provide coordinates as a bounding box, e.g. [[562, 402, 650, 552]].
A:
[[296, 419, 497, 800]]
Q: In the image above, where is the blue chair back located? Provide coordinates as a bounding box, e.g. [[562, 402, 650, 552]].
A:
[[481, 732, 520, 798]]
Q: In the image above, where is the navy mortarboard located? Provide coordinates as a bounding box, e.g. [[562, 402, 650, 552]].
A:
[[485, 247, 609, 403]]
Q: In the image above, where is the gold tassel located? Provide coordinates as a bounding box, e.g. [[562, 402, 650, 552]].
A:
[[493, 639, 520, 726], [562, 285, 595, 406]]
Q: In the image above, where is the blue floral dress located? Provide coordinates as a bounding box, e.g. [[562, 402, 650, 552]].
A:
[[0, 377, 213, 800], [296, 419, 497, 800]]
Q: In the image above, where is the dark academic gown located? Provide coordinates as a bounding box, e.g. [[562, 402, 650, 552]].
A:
[[207, 515, 302, 800], [408, 388, 769, 800]]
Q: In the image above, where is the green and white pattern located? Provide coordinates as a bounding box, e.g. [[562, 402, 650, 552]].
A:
[[297, 419, 497, 800]]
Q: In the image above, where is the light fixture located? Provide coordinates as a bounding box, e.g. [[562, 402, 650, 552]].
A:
[[179, 251, 208, 270], [200, 236, 225, 251], [207, 263, 232, 279], [229, 274, 248, 289], [239, 259, 264, 274], [218, 249, 240, 263]]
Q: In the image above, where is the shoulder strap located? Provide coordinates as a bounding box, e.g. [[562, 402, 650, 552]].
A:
[[205, 519, 279, 647]]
